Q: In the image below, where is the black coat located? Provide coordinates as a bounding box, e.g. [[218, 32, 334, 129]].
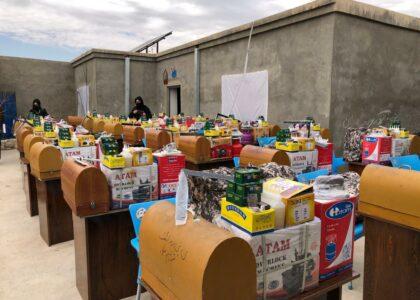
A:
[[129, 105, 152, 120], [29, 107, 48, 118]]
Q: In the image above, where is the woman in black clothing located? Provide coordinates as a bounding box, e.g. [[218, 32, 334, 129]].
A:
[[28, 98, 48, 118], [129, 96, 152, 120]]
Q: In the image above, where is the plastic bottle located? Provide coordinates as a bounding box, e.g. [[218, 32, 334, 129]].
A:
[[261, 191, 285, 229]]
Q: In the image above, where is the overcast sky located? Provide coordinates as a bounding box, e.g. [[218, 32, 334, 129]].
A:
[[0, 0, 419, 61]]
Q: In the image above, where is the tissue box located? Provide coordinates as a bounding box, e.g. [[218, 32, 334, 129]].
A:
[[391, 138, 410, 157], [362, 136, 391, 163], [217, 217, 321, 299], [154, 154, 185, 199], [263, 178, 315, 227], [101, 164, 158, 209], [315, 196, 356, 280]]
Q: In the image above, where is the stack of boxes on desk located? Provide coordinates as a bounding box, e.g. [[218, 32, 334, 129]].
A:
[[219, 168, 355, 299]]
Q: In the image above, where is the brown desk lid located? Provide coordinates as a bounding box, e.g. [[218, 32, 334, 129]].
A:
[[360, 164, 420, 230]]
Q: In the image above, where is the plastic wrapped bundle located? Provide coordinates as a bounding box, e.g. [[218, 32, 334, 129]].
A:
[[342, 171, 360, 197], [343, 128, 367, 162], [188, 163, 295, 221], [188, 167, 234, 221]]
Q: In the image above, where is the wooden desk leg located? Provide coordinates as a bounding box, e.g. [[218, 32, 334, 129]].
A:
[[37, 179, 74, 246], [326, 286, 342, 300], [73, 211, 138, 300], [23, 164, 38, 216]]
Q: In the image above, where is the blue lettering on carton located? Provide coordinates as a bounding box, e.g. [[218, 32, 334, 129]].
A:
[[226, 205, 247, 220]]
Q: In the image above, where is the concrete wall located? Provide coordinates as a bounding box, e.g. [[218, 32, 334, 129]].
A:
[[0, 56, 76, 118], [156, 53, 195, 116], [74, 57, 157, 116], [330, 13, 420, 152]]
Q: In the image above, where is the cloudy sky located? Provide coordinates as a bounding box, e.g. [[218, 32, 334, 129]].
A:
[[0, 0, 419, 61]]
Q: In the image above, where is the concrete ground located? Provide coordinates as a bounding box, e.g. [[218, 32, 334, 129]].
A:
[[0, 150, 363, 300]]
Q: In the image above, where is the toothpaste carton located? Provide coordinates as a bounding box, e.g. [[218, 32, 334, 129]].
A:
[[315, 196, 356, 280], [362, 135, 391, 163]]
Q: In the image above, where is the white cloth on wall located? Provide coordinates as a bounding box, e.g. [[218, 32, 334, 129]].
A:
[[221, 70, 268, 121], [77, 85, 89, 116]]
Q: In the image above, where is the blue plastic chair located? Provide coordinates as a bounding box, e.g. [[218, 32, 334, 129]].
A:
[[257, 136, 276, 147], [128, 198, 176, 300], [332, 154, 348, 174], [390, 155, 420, 171], [233, 157, 240, 168], [296, 169, 329, 184]]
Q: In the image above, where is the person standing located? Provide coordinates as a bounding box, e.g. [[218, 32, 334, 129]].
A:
[[129, 96, 152, 120], [28, 99, 48, 118]]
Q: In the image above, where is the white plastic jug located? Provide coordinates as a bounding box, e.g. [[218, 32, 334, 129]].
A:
[[261, 191, 285, 229]]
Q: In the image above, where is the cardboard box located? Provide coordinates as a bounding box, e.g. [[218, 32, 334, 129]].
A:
[[60, 146, 97, 161], [263, 178, 315, 227], [362, 136, 392, 163], [101, 164, 158, 209], [316, 143, 333, 166], [216, 216, 321, 299], [154, 154, 185, 198], [285, 150, 318, 174], [391, 138, 410, 157], [315, 196, 356, 280], [317, 164, 332, 173], [221, 198, 275, 235]]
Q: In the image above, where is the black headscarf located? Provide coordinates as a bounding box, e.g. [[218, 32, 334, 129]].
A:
[[29, 98, 48, 117]]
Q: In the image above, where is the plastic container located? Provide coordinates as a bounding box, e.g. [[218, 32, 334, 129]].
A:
[[121, 149, 133, 167], [261, 191, 285, 229]]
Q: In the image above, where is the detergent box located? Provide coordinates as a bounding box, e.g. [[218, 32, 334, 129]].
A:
[[153, 153, 185, 199], [60, 146, 97, 161], [285, 150, 318, 175], [315, 196, 356, 281], [362, 135, 391, 163], [215, 216, 321, 299]]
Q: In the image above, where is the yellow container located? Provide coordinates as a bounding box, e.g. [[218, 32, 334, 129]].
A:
[[295, 137, 316, 151], [204, 129, 220, 137], [263, 178, 314, 226], [44, 131, 56, 138], [130, 147, 153, 166], [34, 126, 43, 132], [102, 155, 125, 169], [58, 140, 74, 148], [275, 141, 300, 152], [400, 130, 409, 138], [221, 198, 275, 235], [77, 135, 95, 147]]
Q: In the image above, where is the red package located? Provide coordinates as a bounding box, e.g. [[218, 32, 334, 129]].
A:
[[154, 154, 185, 199], [362, 136, 391, 163], [315, 196, 356, 281], [316, 143, 333, 166]]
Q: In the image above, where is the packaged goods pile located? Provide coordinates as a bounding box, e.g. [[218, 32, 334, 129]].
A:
[[343, 119, 414, 163], [210, 165, 359, 299]]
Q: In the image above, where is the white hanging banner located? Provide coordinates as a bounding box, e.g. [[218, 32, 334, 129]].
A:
[[221, 70, 268, 122], [77, 85, 89, 116]]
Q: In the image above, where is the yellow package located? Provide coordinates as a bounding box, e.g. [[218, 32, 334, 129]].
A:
[[102, 155, 125, 169], [58, 140, 74, 148], [221, 198, 275, 235], [275, 141, 300, 152], [295, 137, 316, 151], [77, 135, 95, 147], [130, 147, 153, 166], [263, 178, 314, 226]]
